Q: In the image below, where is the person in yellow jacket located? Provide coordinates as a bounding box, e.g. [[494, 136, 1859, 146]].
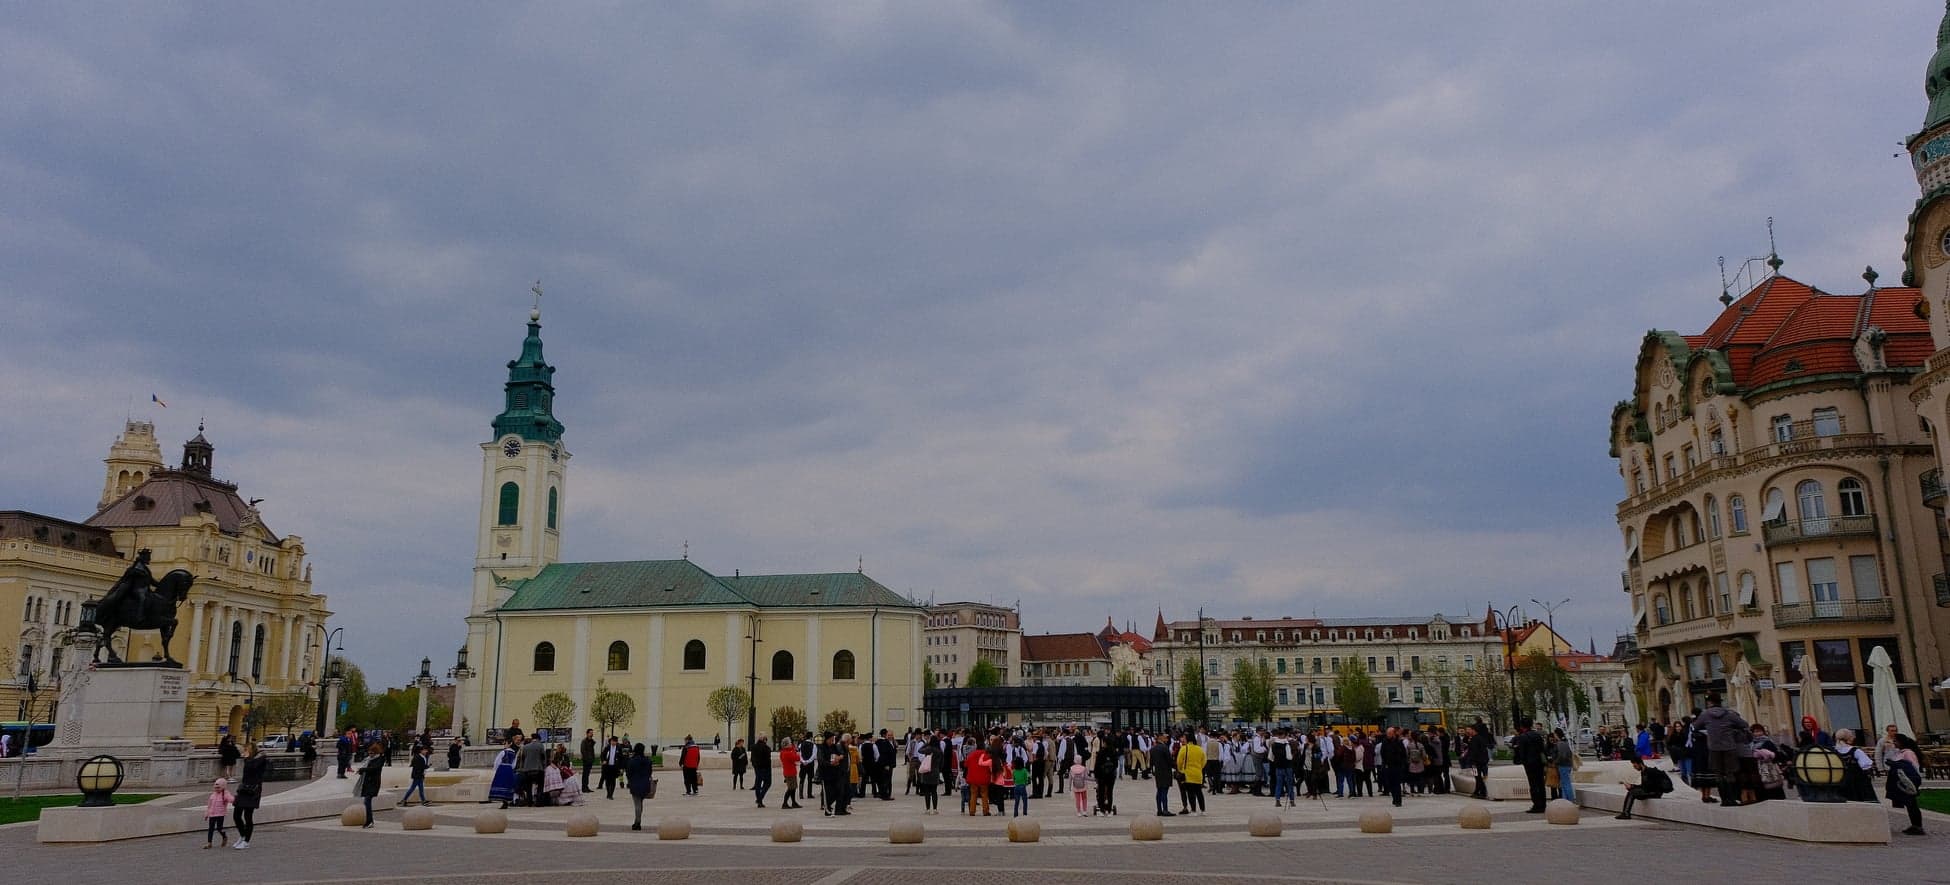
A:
[[1175, 735, 1207, 815]]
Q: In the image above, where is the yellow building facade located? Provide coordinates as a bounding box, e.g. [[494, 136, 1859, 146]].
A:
[[3, 420, 331, 744], [460, 308, 924, 745]]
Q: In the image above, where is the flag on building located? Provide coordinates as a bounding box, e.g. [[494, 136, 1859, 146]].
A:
[[151, 394, 167, 408]]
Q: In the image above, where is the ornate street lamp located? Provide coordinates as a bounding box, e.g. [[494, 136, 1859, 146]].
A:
[[1794, 744, 1847, 803], [75, 754, 124, 808]]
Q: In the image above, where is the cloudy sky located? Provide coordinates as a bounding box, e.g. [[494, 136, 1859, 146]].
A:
[[3, 2, 1940, 688]]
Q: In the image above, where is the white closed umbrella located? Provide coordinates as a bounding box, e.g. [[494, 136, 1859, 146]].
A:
[[1727, 659, 1760, 725], [1621, 677, 1640, 727], [1867, 646, 1914, 738], [1795, 654, 1824, 730], [1670, 675, 1689, 720]]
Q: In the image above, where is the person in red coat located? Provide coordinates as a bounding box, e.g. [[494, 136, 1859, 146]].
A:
[[680, 736, 703, 796], [963, 745, 993, 816]]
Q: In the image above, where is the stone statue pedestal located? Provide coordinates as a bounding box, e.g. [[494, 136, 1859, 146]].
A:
[[58, 666, 189, 755]]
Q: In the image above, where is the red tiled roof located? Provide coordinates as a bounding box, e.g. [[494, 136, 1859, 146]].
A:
[[1020, 633, 1109, 662], [1684, 275, 1927, 389]]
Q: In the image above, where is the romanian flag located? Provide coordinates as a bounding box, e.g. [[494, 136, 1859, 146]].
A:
[[151, 394, 167, 408]]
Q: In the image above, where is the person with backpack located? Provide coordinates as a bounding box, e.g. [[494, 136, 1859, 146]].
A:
[[1613, 754, 1673, 820], [915, 734, 946, 814], [1268, 728, 1295, 807]]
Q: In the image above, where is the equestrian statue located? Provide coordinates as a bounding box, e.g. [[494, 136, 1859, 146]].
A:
[[89, 548, 196, 666]]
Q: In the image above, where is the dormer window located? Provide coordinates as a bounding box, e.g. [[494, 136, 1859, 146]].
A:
[[133, 496, 154, 511]]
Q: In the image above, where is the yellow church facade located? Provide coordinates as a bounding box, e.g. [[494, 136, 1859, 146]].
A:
[[460, 308, 923, 746]]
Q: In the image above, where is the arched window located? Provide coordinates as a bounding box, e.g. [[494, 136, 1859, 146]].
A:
[[1653, 594, 1671, 625], [1679, 581, 1697, 620], [1728, 496, 1748, 533], [533, 641, 556, 672], [227, 621, 243, 675], [1797, 480, 1828, 531], [683, 639, 706, 671], [546, 487, 559, 529], [1763, 488, 1787, 524], [772, 650, 795, 681], [1704, 496, 1721, 538], [250, 624, 266, 679], [1738, 571, 1757, 609], [607, 641, 629, 671], [833, 650, 857, 680], [1838, 478, 1866, 517], [497, 482, 520, 525]]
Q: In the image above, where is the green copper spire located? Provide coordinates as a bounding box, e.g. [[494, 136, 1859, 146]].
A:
[[491, 302, 564, 444], [1927, 1, 1950, 129]]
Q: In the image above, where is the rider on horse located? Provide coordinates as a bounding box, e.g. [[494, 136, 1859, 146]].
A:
[[98, 547, 158, 616]]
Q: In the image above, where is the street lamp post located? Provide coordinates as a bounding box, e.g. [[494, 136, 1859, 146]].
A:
[[1529, 598, 1571, 657], [744, 620, 762, 748], [322, 658, 346, 737], [1488, 606, 1523, 729], [226, 671, 256, 741], [313, 626, 344, 737], [447, 646, 477, 747], [412, 657, 436, 736]]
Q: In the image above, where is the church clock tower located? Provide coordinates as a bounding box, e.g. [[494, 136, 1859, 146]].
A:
[[469, 303, 569, 619]]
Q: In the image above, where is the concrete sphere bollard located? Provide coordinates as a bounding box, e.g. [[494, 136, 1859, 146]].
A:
[[1545, 799, 1580, 825], [1007, 818, 1041, 842], [771, 819, 803, 843], [340, 805, 366, 827], [1130, 815, 1165, 841], [657, 817, 691, 840], [474, 810, 508, 834], [400, 807, 434, 831], [1457, 806, 1493, 830], [566, 812, 601, 837], [888, 819, 925, 844], [1358, 809, 1393, 834], [1248, 812, 1283, 837]]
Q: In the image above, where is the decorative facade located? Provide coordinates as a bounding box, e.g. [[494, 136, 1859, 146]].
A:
[[2, 420, 331, 744], [460, 306, 926, 745]]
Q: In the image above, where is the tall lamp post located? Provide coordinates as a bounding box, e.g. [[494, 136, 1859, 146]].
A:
[[226, 671, 256, 741], [313, 626, 344, 737], [447, 646, 476, 746], [1529, 598, 1571, 656], [744, 620, 762, 748], [322, 657, 346, 737], [1487, 605, 1523, 729], [412, 657, 436, 737]]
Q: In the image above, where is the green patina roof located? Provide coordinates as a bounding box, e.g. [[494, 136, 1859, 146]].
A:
[[1930, 1, 1950, 130], [496, 560, 921, 612], [491, 314, 565, 444]]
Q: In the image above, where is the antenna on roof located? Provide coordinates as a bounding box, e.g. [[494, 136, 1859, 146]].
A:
[[682, 540, 688, 560], [857, 555, 863, 574], [1718, 256, 1733, 306], [1765, 217, 1783, 275]]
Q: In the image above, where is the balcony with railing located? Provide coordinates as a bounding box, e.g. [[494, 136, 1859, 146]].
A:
[[1761, 514, 1877, 547], [1924, 468, 1946, 510], [1770, 598, 1895, 627], [1620, 431, 1885, 512], [1936, 573, 1950, 608]]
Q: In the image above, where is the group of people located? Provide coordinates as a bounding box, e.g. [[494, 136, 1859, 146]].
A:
[[489, 722, 661, 829]]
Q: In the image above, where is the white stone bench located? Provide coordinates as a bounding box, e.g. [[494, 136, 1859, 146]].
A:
[[1574, 782, 1889, 843]]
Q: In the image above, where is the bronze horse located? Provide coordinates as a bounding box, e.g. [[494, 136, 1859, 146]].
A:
[[91, 568, 196, 665]]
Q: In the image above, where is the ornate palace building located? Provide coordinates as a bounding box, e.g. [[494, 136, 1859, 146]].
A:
[[459, 306, 925, 745], [2, 420, 331, 743]]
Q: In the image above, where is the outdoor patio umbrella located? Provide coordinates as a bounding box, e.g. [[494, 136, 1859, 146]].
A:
[[1867, 645, 1914, 738], [1727, 659, 1761, 725], [1796, 654, 1824, 731], [1621, 677, 1640, 728], [1670, 675, 1689, 720]]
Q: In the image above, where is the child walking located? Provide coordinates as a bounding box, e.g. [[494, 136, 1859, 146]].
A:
[[1069, 762, 1090, 817], [1011, 759, 1030, 817], [203, 778, 233, 848]]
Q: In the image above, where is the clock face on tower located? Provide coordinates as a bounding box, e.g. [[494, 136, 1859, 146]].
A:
[[503, 439, 522, 458]]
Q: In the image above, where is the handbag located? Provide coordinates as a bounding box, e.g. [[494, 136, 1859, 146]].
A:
[[1758, 760, 1785, 788], [1893, 765, 1920, 796]]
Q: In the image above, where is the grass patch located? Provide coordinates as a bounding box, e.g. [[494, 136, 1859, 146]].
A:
[[1920, 790, 1950, 816], [0, 793, 163, 825]]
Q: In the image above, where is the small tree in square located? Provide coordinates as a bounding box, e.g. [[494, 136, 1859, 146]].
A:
[[705, 686, 751, 744], [589, 679, 637, 739], [769, 705, 808, 742], [818, 708, 858, 735], [531, 692, 576, 735]]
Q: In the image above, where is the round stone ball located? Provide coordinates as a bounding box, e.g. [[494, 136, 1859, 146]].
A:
[[1007, 818, 1041, 842], [888, 819, 926, 844], [1457, 806, 1493, 830], [771, 819, 803, 843], [1248, 811, 1283, 837], [1545, 799, 1580, 825], [474, 810, 508, 834], [566, 812, 601, 837], [657, 816, 690, 840], [1358, 809, 1394, 834], [339, 805, 366, 827], [400, 807, 434, 831], [1129, 815, 1165, 841]]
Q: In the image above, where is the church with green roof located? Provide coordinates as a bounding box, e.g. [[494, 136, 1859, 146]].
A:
[[459, 303, 925, 747]]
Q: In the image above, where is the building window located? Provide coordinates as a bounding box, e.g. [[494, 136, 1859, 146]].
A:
[[1276, 658, 1287, 674], [1678, 581, 1694, 620], [772, 650, 794, 680], [1796, 480, 1828, 528], [250, 625, 265, 680], [533, 642, 556, 672], [1367, 656, 1377, 673], [1775, 561, 1800, 605], [1463, 655, 1475, 670], [1664, 454, 1676, 479], [227, 622, 243, 675], [1208, 658, 1218, 675], [1771, 414, 1793, 442], [1715, 572, 1731, 615], [832, 650, 856, 680], [1277, 688, 1289, 705], [1385, 656, 1396, 672], [1738, 571, 1758, 609], [1705, 495, 1721, 538], [1807, 558, 1840, 607], [546, 487, 559, 529], [1653, 595, 1671, 626], [1848, 555, 1882, 600], [607, 641, 629, 671], [1413, 687, 1424, 703], [683, 640, 707, 671], [1838, 478, 1865, 517], [1763, 488, 1787, 525], [1410, 655, 1420, 672], [1632, 469, 1646, 493], [497, 482, 520, 525], [16, 645, 32, 677], [1683, 444, 1696, 469], [1387, 686, 1400, 703], [1729, 495, 1747, 533], [1312, 657, 1323, 674], [1811, 407, 1841, 437], [1709, 427, 1726, 455]]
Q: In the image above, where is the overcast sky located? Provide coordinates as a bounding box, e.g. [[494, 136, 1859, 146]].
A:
[[3, 3, 1940, 688]]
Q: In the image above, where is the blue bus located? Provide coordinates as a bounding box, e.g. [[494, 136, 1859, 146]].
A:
[[1, 722, 55, 756]]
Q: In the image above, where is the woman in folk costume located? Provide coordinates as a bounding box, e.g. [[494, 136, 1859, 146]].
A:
[[489, 740, 520, 809]]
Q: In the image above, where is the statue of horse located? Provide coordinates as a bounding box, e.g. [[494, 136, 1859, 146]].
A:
[[90, 568, 196, 665]]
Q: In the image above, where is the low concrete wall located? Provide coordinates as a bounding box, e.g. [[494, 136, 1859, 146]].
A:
[[1450, 761, 1638, 801], [1574, 783, 1889, 844], [0, 751, 224, 791], [38, 776, 402, 843]]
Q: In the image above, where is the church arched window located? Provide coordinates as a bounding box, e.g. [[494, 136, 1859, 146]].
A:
[[227, 622, 243, 676], [832, 649, 856, 680], [607, 641, 629, 671], [683, 639, 706, 671], [250, 625, 266, 679], [497, 482, 520, 525], [772, 650, 795, 681], [533, 642, 556, 672], [547, 487, 558, 530]]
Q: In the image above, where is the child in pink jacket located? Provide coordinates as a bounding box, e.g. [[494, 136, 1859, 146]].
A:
[[203, 778, 233, 848]]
